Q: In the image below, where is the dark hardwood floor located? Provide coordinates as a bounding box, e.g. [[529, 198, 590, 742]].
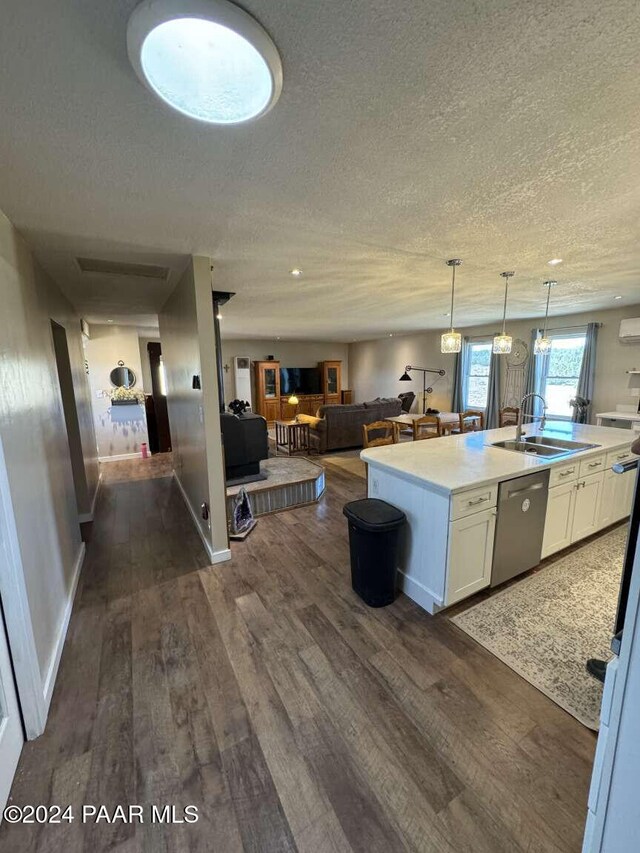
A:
[[1, 460, 595, 852]]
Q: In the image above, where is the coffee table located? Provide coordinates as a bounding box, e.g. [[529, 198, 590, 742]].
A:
[[275, 420, 310, 455]]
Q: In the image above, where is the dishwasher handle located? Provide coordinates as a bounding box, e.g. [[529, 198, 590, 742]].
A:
[[505, 482, 546, 499], [613, 459, 639, 474]]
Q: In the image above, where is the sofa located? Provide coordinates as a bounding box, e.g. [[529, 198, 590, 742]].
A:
[[300, 398, 402, 453]]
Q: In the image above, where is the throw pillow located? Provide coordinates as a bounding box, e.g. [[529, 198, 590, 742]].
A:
[[296, 414, 322, 429]]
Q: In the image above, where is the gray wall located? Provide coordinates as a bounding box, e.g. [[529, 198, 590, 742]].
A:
[[160, 257, 228, 560], [348, 304, 640, 418], [0, 207, 98, 682], [220, 339, 349, 404]]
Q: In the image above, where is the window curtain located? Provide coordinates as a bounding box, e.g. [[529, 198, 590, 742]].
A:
[[523, 328, 546, 418], [485, 351, 502, 429], [451, 337, 469, 412], [572, 322, 599, 423]]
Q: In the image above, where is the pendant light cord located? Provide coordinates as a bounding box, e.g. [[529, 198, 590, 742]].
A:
[[450, 264, 456, 331], [501, 277, 508, 335], [542, 281, 552, 336]]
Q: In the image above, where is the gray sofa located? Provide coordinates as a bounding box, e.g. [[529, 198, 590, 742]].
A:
[[306, 398, 402, 453]]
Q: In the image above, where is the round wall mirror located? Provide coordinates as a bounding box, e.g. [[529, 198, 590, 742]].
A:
[[110, 366, 136, 388]]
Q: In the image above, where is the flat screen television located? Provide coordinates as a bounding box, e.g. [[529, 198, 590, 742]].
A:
[[280, 367, 322, 395]]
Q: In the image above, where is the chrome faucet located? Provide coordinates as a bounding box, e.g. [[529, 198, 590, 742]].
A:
[[516, 393, 548, 442]]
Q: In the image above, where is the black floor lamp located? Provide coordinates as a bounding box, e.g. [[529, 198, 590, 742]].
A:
[[399, 365, 446, 414]]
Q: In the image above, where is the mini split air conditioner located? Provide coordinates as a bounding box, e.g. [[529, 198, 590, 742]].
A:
[[619, 319, 640, 343], [234, 357, 252, 407]]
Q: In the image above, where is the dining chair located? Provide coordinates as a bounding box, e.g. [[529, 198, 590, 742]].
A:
[[458, 410, 485, 432], [499, 406, 520, 427], [362, 420, 397, 448], [412, 415, 442, 441]]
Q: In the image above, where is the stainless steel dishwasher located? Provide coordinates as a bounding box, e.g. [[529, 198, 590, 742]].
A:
[[491, 469, 550, 587]]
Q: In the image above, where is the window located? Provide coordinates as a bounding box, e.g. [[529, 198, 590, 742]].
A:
[[464, 341, 492, 409], [540, 333, 586, 418]]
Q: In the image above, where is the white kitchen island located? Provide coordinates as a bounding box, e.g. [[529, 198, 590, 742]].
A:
[[361, 422, 637, 614]]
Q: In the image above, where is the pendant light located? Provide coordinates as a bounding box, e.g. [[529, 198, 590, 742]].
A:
[[534, 280, 556, 355], [493, 271, 514, 354], [441, 259, 462, 353]]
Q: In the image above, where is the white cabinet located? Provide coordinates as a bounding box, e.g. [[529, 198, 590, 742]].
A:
[[446, 506, 497, 605], [613, 468, 635, 523], [571, 471, 604, 543], [542, 479, 576, 558], [598, 466, 635, 530], [599, 469, 617, 531]]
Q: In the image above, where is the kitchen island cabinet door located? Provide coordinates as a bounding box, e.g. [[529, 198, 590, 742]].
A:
[[445, 507, 496, 605], [614, 468, 636, 522], [571, 472, 603, 543], [542, 480, 576, 558]]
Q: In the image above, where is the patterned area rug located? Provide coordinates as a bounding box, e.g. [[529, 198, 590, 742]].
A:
[[451, 524, 627, 730]]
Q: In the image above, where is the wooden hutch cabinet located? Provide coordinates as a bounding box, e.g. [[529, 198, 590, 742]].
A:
[[253, 361, 281, 423], [253, 359, 343, 423], [320, 360, 342, 406]]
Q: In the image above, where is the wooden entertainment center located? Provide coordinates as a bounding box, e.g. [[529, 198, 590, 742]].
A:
[[253, 360, 343, 422]]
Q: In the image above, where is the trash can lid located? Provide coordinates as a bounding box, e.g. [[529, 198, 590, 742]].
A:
[[343, 498, 406, 532]]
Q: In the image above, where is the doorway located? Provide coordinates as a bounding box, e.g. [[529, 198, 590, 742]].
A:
[[50, 321, 86, 519], [0, 589, 23, 814], [146, 342, 172, 453]]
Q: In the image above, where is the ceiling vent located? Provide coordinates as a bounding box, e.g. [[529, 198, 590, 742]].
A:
[[76, 257, 170, 280]]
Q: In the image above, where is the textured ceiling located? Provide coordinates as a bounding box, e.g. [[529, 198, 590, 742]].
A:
[[1, 0, 639, 341]]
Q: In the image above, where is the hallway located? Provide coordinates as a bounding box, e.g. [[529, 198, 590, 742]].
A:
[[1, 462, 595, 852]]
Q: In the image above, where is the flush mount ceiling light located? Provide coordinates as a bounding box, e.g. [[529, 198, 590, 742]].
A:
[[441, 259, 463, 354], [290, 268, 303, 277], [534, 280, 556, 356], [493, 271, 515, 354], [547, 258, 563, 266], [127, 0, 283, 124]]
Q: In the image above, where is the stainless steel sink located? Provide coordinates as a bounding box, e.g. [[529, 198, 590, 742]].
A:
[[518, 435, 599, 451], [491, 436, 600, 458]]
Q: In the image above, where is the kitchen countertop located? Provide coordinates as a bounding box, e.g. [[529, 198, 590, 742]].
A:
[[361, 421, 636, 496]]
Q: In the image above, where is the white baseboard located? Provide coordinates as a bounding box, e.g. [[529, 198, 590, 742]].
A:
[[42, 542, 85, 711], [172, 471, 230, 565], [212, 548, 231, 564], [78, 471, 102, 523], [99, 452, 141, 463], [398, 570, 442, 615]]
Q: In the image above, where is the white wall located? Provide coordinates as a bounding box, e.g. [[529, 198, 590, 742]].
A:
[[85, 324, 148, 460], [220, 338, 349, 404], [159, 257, 229, 562], [349, 305, 640, 418], [0, 207, 97, 716]]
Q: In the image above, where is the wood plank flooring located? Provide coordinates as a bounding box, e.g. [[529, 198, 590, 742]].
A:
[[1, 461, 595, 852]]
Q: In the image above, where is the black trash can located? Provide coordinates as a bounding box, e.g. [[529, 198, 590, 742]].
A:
[[343, 498, 406, 607]]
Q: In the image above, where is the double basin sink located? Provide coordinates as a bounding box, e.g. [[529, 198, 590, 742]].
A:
[[491, 434, 600, 459]]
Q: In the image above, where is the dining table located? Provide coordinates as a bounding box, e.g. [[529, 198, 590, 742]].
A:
[[384, 411, 481, 439]]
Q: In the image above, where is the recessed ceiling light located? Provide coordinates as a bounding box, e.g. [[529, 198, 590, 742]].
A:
[[107, 319, 114, 323], [290, 268, 303, 277], [389, 334, 393, 337], [547, 258, 563, 266], [614, 295, 623, 300], [127, 0, 283, 125]]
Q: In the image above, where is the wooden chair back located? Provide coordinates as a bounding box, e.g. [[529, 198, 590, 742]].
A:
[[459, 410, 484, 432], [362, 420, 396, 448], [499, 406, 520, 427], [412, 415, 441, 441]]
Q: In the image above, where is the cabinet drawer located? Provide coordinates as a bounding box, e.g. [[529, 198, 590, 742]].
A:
[[606, 447, 634, 469], [451, 484, 498, 520], [549, 461, 579, 488], [579, 453, 606, 479]]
